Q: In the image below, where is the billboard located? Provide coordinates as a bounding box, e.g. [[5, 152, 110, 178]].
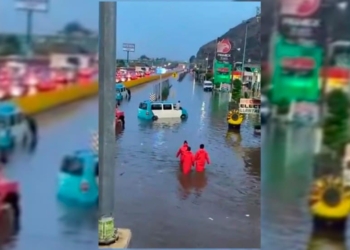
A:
[[122, 43, 135, 52], [239, 98, 260, 114], [15, 0, 49, 12], [277, 0, 326, 45], [271, 36, 323, 102], [216, 38, 233, 63]]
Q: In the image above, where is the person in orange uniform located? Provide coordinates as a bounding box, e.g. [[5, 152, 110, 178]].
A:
[[182, 146, 195, 174], [194, 144, 210, 172], [176, 140, 188, 164]]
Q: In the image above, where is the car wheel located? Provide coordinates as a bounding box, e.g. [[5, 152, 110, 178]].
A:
[[152, 116, 158, 121], [180, 114, 187, 119]]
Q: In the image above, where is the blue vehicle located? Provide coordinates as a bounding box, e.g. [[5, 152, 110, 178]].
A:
[[138, 101, 188, 121], [0, 102, 30, 149], [57, 150, 98, 205], [115, 83, 128, 101]]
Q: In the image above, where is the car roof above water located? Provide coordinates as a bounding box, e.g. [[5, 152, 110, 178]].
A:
[[115, 83, 126, 88], [0, 102, 20, 115], [203, 80, 213, 84], [142, 100, 174, 105]]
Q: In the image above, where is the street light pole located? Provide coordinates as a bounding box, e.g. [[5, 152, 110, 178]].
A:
[[26, 10, 33, 56], [241, 21, 248, 82], [98, 2, 117, 246]]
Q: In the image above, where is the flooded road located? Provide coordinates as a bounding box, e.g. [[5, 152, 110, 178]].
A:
[[262, 125, 350, 250], [4, 75, 260, 249]]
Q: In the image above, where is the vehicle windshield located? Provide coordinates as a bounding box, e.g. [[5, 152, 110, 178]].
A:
[[0, 115, 9, 127], [60, 156, 83, 176], [139, 102, 147, 110]]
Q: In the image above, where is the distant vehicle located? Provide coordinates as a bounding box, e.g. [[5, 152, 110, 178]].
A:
[[138, 100, 188, 121], [0, 171, 20, 240], [203, 80, 213, 92], [57, 150, 98, 205], [115, 83, 128, 101]]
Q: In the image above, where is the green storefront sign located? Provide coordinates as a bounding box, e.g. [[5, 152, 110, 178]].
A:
[[271, 35, 323, 103]]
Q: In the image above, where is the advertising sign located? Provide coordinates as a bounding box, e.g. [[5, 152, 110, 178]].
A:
[[271, 36, 322, 103], [277, 0, 325, 45], [15, 0, 48, 11], [216, 38, 233, 62], [122, 43, 135, 52], [239, 98, 260, 114]]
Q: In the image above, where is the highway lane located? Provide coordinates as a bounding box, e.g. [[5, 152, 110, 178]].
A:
[[4, 75, 260, 249]]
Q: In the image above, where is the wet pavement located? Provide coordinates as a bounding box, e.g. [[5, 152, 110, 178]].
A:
[[4, 75, 260, 249], [262, 124, 350, 250]]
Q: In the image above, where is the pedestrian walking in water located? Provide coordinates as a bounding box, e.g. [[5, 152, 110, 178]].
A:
[[194, 144, 210, 172], [126, 88, 131, 99], [176, 140, 188, 165], [182, 147, 195, 174]]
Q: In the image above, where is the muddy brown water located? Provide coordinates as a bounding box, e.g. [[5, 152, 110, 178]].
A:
[[262, 124, 350, 250], [3, 76, 260, 249]]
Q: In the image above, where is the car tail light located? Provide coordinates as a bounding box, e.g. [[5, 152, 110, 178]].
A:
[[80, 181, 89, 192]]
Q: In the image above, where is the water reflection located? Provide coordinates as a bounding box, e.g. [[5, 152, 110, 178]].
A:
[[177, 171, 208, 200]]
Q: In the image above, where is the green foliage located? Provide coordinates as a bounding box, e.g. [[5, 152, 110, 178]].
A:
[[275, 98, 290, 115], [189, 55, 196, 63], [231, 79, 242, 102], [205, 73, 213, 80], [0, 35, 21, 56], [323, 89, 350, 155], [260, 71, 269, 89]]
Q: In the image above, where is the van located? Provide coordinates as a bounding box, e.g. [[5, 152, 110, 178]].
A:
[[138, 101, 188, 121], [0, 102, 30, 146], [115, 83, 128, 101]]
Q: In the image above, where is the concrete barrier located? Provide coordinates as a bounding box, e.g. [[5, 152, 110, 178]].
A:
[[12, 72, 172, 115]]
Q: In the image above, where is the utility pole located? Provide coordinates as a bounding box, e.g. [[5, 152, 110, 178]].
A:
[[98, 1, 117, 246], [26, 10, 33, 56], [241, 21, 248, 82]]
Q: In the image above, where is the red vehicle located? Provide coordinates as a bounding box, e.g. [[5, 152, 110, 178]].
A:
[[0, 171, 20, 243], [130, 73, 138, 80], [115, 108, 125, 130]]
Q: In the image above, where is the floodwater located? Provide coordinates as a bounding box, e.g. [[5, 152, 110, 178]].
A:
[[4, 75, 260, 249], [262, 124, 350, 250]]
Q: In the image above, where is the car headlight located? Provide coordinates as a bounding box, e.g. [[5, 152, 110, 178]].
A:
[[10, 86, 23, 96]]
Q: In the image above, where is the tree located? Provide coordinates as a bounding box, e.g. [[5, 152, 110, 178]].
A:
[[231, 79, 242, 102], [323, 89, 350, 155], [0, 35, 21, 56], [140, 55, 149, 60], [260, 70, 269, 90], [189, 55, 196, 63], [61, 22, 91, 36]]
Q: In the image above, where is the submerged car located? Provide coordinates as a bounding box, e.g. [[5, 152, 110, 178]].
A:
[[138, 100, 188, 121], [57, 150, 98, 205], [115, 83, 128, 101], [0, 171, 20, 242]]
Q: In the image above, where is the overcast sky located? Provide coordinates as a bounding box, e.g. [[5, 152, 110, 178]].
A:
[[0, 0, 259, 60]]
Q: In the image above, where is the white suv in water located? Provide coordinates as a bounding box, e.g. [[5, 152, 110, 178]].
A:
[[203, 81, 213, 92]]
